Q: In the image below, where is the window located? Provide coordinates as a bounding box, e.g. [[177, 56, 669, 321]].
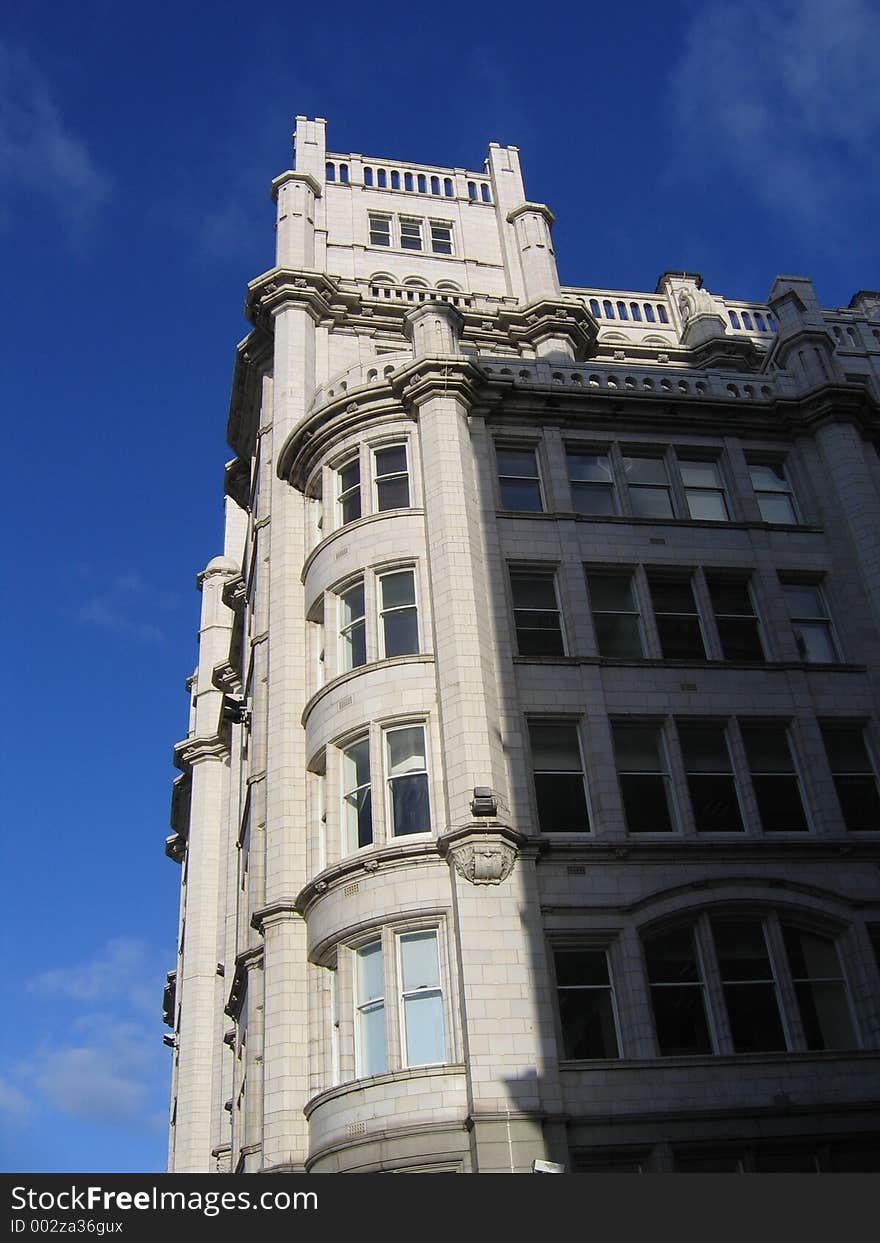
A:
[[567, 450, 616, 515], [749, 461, 799, 524], [368, 213, 391, 247], [373, 444, 410, 510], [356, 940, 386, 1075], [678, 723, 743, 832], [783, 583, 838, 662], [398, 931, 445, 1066], [510, 571, 564, 656], [430, 221, 453, 254], [782, 924, 856, 1049], [554, 949, 620, 1059], [386, 725, 430, 836], [339, 580, 366, 671], [647, 572, 707, 660], [680, 459, 729, 520], [337, 456, 361, 526], [711, 919, 785, 1051], [342, 738, 372, 850], [379, 569, 419, 657], [740, 724, 809, 831], [644, 925, 711, 1055], [399, 218, 423, 251], [587, 571, 643, 658], [623, 455, 673, 518], [645, 914, 858, 1057], [496, 446, 543, 511], [820, 724, 880, 830], [707, 575, 764, 661], [612, 723, 674, 832], [529, 721, 591, 833]]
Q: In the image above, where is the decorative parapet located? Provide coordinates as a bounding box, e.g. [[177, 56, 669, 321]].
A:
[[437, 824, 529, 886], [244, 268, 360, 334], [496, 298, 597, 362]]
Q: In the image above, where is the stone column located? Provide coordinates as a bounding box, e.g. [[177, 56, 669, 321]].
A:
[[814, 419, 880, 631], [171, 556, 238, 1172], [507, 202, 560, 304]]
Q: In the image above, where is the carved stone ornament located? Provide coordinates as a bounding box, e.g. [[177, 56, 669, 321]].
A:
[[293, 277, 308, 289], [450, 840, 517, 886]]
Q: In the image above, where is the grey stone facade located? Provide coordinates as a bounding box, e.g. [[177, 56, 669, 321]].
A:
[[164, 118, 880, 1173]]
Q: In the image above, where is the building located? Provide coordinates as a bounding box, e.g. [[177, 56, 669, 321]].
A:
[[163, 117, 880, 1174]]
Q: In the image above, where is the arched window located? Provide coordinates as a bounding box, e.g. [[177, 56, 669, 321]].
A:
[[480, 183, 491, 203], [363, 166, 373, 187], [325, 162, 336, 182], [643, 911, 857, 1057], [390, 170, 400, 190], [404, 172, 413, 191], [417, 174, 427, 193]]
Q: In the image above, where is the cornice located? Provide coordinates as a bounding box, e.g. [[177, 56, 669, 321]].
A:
[[251, 899, 305, 934], [224, 946, 264, 1019], [221, 573, 246, 614], [296, 840, 442, 914], [496, 297, 598, 361], [164, 833, 186, 864], [269, 169, 322, 201], [169, 771, 191, 837], [389, 355, 493, 408], [244, 268, 360, 334], [223, 458, 250, 511], [506, 201, 555, 227], [172, 732, 228, 773]]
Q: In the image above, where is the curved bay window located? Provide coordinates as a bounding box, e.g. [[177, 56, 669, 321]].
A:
[[386, 725, 430, 836]]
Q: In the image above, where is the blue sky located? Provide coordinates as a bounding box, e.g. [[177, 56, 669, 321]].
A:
[[1, 0, 877, 1173]]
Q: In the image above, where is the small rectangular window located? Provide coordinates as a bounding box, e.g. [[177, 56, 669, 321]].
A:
[[386, 725, 430, 836], [679, 459, 729, 521], [430, 221, 453, 254], [356, 940, 386, 1075], [612, 723, 674, 832], [374, 444, 410, 511], [820, 724, 880, 830], [647, 572, 707, 660], [567, 450, 616, 515], [783, 582, 838, 662], [623, 454, 674, 518], [496, 445, 543, 512], [399, 218, 423, 251], [510, 571, 564, 656], [337, 457, 361, 526], [587, 571, 643, 658], [342, 738, 372, 851], [782, 924, 856, 1050], [741, 724, 809, 831], [529, 721, 591, 833], [339, 580, 366, 671], [749, 461, 799, 524], [399, 931, 445, 1067], [368, 213, 392, 248], [711, 919, 785, 1051], [678, 723, 743, 831], [554, 949, 619, 1059], [645, 926, 711, 1055], [379, 569, 419, 658], [707, 575, 765, 661]]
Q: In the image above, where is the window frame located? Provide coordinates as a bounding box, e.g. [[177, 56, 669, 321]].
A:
[[385, 721, 432, 839], [341, 734, 373, 853], [552, 945, 622, 1061], [820, 722, 880, 832], [528, 718, 592, 835], [612, 719, 677, 834], [336, 453, 362, 528], [747, 458, 801, 525], [338, 577, 367, 672], [510, 567, 565, 657], [377, 565, 420, 660], [495, 442, 544, 512], [429, 219, 454, 255], [396, 929, 447, 1069], [372, 441, 411, 513], [586, 567, 644, 659], [566, 447, 618, 516], [399, 216, 424, 251], [781, 579, 839, 663], [368, 212, 392, 248]]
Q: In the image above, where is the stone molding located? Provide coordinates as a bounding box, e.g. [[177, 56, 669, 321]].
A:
[[172, 732, 228, 773], [437, 824, 530, 886], [496, 297, 597, 360]]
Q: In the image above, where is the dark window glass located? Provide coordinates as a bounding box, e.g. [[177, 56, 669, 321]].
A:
[[374, 445, 410, 510], [707, 575, 764, 662], [748, 461, 798, 524], [613, 724, 674, 832], [674, 1153, 743, 1173], [380, 570, 418, 657], [554, 950, 619, 1059], [511, 572, 564, 656], [338, 458, 361, 525], [343, 739, 372, 850], [783, 583, 837, 662], [741, 725, 809, 831], [387, 727, 430, 836], [711, 920, 785, 1051], [679, 460, 729, 521], [679, 724, 743, 831], [826, 1144, 880, 1172], [568, 451, 616, 515], [648, 573, 707, 660], [497, 447, 542, 511], [820, 725, 880, 830], [623, 455, 673, 518], [340, 581, 367, 670], [782, 925, 856, 1050], [529, 722, 590, 833], [587, 571, 643, 658], [645, 926, 711, 1054]]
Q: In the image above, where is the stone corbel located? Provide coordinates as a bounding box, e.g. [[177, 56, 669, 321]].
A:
[[438, 824, 527, 886]]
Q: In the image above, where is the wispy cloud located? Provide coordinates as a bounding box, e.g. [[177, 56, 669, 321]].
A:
[[0, 42, 111, 234], [31, 1021, 165, 1132], [0, 1077, 31, 1119], [32, 936, 158, 1017], [668, 0, 880, 233], [77, 571, 176, 643]]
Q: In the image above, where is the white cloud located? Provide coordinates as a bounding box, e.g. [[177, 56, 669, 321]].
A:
[[31, 936, 159, 1017], [0, 42, 111, 232], [0, 1078, 31, 1119], [31, 1022, 165, 1131], [668, 0, 880, 231], [77, 572, 176, 643]]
